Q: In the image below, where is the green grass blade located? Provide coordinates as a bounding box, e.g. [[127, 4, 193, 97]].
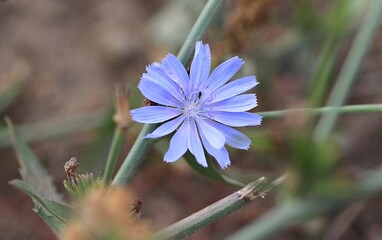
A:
[[103, 126, 125, 185]]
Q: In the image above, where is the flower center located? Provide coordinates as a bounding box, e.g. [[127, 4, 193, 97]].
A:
[[180, 88, 215, 119], [183, 100, 199, 118]]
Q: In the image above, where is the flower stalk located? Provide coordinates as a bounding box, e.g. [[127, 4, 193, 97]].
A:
[[103, 86, 132, 185]]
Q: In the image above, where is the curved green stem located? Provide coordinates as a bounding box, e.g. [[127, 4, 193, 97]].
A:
[[112, 0, 224, 187]]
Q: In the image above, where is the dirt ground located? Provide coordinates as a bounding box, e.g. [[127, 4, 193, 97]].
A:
[[0, 0, 382, 240]]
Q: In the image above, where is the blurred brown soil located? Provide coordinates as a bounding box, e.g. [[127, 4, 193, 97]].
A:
[[0, 0, 382, 240]]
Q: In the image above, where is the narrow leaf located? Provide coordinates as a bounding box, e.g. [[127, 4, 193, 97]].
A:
[[5, 118, 62, 202], [34, 207, 63, 233], [9, 180, 72, 227]]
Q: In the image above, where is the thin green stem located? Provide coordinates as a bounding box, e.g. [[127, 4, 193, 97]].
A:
[[102, 127, 125, 185], [112, 0, 224, 187], [111, 124, 157, 186], [313, 0, 382, 141], [226, 166, 382, 240], [258, 104, 382, 119]]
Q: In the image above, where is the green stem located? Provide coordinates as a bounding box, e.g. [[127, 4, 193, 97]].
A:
[[111, 124, 157, 186], [258, 104, 382, 118], [112, 0, 224, 187], [153, 177, 269, 240], [226, 166, 382, 240], [313, 0, 382, 141], [177, 0, 224, 66], [102, 127, 125, 185]]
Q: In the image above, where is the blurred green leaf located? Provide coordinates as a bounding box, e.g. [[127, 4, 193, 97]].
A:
[[9, 180, 72, 233], [289, 134, 338, 195], [245, 129, 274, 152], [322, 0, 365, 37], [295, 0, 320, 34], [6, 118, 62, 202], [184, 151, 244, 187]]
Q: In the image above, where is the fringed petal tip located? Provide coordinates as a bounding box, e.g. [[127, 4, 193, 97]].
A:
[[219, 162, 231, 170]]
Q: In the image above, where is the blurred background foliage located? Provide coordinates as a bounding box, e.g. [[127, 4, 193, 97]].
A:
[[1, 0, 382, 239]]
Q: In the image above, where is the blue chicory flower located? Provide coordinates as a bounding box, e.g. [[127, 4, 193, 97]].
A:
[[130, 41, 261, 169]]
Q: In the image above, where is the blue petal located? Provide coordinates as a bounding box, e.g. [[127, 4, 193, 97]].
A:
[[138, 78, 181, 107], [204, 56, 244, 91], [210, 76, 258, 103], [130, 106, 182, 123], [190, 42, 211, 89], [199, 129, 231, 169], [162, 54, 190, 95], [196, 119, 225, 149], [208, 94, 257, 112], [188, 118, 207, 167], [145, 115, 186, 138], [210, 111, 262, 127], [164, 120, 189, 162], [145, 64, 184, 101], [207, 121, 251, 149]]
